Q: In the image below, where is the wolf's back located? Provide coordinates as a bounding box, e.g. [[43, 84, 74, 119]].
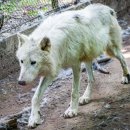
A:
[[84, 4, 117, 26]]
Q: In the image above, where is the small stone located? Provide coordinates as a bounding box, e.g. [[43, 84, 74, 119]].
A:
[[0, 124, 7, 129], [98, 121, 107, 127], [1, 89, 7, 94], [31, 88, 37, 92], [120, 104, 124, 108], [112, 117, 120, 122], [104, 103, 111, 109], [82, 67, 86, 72]]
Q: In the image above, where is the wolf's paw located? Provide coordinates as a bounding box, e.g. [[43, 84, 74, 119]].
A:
[[121, 74, 130, 84], [79, 96, 90, 105], [63, 107, 77, 118], [28, 113, 43, 128]]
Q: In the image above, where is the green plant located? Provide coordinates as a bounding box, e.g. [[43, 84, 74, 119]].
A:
[[0, 1, 17, 14], [0, 0, 51, 17]]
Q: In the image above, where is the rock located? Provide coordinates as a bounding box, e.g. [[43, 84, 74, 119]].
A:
[[104, 104, 111, 109], [0, 124, 7, 130], [112, 116, 120, 122], [122, 26, 130, 39], [41, 97, 49, 107], [1, 89, 7, 94], [0, 115, 19, 129], [98, 121, 107, 127], [0, 107, 31, 129]]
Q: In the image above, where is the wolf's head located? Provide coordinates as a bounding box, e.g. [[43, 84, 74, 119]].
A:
[[16, 33, 52, 85]]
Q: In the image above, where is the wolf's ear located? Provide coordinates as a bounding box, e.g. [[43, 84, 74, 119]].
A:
[[40, 37, 51, 52], [17, 33, 28, 48]]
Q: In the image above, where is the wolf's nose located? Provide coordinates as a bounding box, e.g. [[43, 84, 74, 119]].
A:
[[18, 81, 26, 86]]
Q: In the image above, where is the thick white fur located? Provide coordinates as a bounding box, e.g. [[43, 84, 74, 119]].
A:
[[16, 4, 129, 128]]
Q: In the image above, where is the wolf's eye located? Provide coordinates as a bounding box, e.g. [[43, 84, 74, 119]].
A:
[[31, 61, 36, 65], [21, 60, 23, 63]]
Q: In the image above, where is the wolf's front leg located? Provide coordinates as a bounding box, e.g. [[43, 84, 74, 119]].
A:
[[64, 65, 81, 118], [28, 76, 54, 128]]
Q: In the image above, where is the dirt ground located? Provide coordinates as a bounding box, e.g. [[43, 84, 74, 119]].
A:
[[0, 24, 130, 130]]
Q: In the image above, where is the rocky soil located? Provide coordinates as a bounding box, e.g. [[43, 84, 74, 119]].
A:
[[0, 17, 130, 130], [1, 42, 130, 130]]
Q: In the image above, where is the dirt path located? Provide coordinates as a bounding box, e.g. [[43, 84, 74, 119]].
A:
[[0, 39, 130, 130]]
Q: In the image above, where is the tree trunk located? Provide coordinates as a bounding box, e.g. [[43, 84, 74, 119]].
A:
[[51, 0, 59, 10]]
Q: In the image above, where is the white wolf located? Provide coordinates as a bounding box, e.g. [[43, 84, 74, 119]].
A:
[[16, 4, 130, 128]]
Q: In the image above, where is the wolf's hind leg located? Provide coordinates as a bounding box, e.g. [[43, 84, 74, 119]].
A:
[[107, 47, 130, 84], [79, 61, 94, 105], [64, 64, 81, 118]]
